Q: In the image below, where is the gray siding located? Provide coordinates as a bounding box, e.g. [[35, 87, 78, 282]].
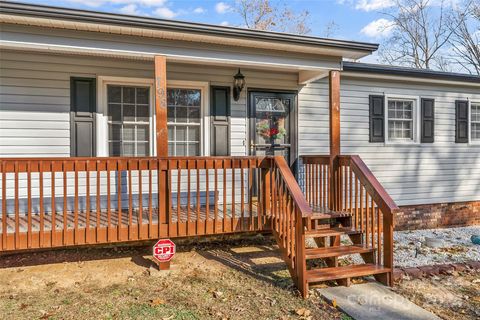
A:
[[0, 50, 298, 157], [339, 77, 480, 206]]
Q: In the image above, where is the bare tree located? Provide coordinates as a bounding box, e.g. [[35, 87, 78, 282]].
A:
[[380, 0, 459, 70], [449, 1, 480, 74], [234, 0, 311, 34]]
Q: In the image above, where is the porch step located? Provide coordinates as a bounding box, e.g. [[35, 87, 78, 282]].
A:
[[304, 227, 362, 237], [305, 245, 374, 260], [310, 207, 353, 219], [306, 264, 391, 283]]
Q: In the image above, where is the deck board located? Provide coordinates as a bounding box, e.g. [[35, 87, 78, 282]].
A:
[[1, 203, 259, 233]]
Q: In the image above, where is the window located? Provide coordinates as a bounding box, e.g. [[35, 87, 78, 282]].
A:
[[387, 98, 416, 142], [167, 88, 202, 156], [472, 103, 480, 142], [107, 85, 150, 156]]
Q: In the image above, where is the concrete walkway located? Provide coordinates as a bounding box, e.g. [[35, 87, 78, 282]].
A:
[[318, 282, 441, 320]]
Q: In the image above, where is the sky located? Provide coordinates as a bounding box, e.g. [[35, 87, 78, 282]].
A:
[[2, 0, 434, 63]]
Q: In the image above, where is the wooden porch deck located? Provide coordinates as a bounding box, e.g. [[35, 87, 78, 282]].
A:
[[0, 202, 259, 233]]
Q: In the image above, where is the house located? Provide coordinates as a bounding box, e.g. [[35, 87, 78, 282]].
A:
[[0, 1, 478, 297]]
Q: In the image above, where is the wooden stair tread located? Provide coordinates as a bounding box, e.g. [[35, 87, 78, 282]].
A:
[[310, 206, 353, 219], [305, 245, 374, 259], [304, 227, 362, 237], [306, 264, 391, 283]]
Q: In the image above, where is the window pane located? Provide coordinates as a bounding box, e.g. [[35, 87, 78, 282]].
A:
[[176, 107, 187, 123], [123, 142, 135, 156], [109, 124, 121, 141], [176, 143, 186, 156], [136, 87, 149, 105], [107, 86, 121, 103], [188, 143, 199, 156], [108, 104, 121, 122], [187, 89, 201, 106], [188, 107, 200, 123], [188, 126, 200, 141], [137, 142, 149, 156], [137, 125, 149, 142], [123, 125, 135, 141], [168, 143, 174, 156], [176, 126, 186, 141], [109, 142, 121, 156], [168, 126, 174, 141], [137, 105, 149, 122], [123, 104, 135, 122], [167, 106, 175, 122], [123, 87, 135, 104]]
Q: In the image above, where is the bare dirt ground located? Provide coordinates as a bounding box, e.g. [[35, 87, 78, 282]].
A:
[[0, 235, 346, 320], [393, 270, 480, 320]]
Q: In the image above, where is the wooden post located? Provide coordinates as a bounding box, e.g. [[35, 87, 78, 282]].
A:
[[155, 56, 168, 157], [295, 211, 308, 298], [329, 70, 340, 210]]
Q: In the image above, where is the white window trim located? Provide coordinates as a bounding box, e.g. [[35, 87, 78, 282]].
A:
[[97, 76, 155, 157], [384, 95, 421, 145], [167, 80, 210, 156], [469, 100, 480, 145]]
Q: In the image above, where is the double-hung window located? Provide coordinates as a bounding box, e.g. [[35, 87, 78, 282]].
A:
[[386, 98, 416, 142], [107, 85, 150, 156], [471, 103, 480, 142], [167, 87, 202, 156]]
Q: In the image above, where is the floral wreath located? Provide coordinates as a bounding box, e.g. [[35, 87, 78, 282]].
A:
[[256, 119, 287, 140]]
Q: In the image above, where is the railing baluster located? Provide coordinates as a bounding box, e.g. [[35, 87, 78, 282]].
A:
[[74, 160, 79, 244], [127, 160, 132, 240], [2, 162, 7, 250], [187, 161, 191, 235], [139, 160, 143, 239], [222, 160, 227, 232], [148, 160, 153, 238], [214, 160, 219, 233], [205, 162, 210, 233], [86, 161, 90, 243], [95, 161, 100, 242], [51, 162, 56, 246], [108, 161, 112, 241], [248, 159, 253, 231], [14, 161, 19, 249], [177, 160, 182, 234], [39, 161, 44, 248], [196, 163, 200, 234], [117, 160, 123, 241], [27, 162, 32, 248], [231, 162, 235, 231], [240, 161, 245, 231]]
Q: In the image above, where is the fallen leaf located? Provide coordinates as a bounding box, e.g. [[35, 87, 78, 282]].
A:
[[332, 298, 337, 308], [295, 308, 311, 316], [150, 298, 165, 306], [213, 291, 223, 299]]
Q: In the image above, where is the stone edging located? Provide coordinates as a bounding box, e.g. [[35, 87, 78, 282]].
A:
[[393, 261, 480, 281]]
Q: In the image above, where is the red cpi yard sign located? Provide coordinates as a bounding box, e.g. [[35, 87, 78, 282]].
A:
[[153, 239, 176, 262]]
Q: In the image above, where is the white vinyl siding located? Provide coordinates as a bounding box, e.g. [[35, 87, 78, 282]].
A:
[[0, 50, 298, 158], [339, 78, 480, 206]]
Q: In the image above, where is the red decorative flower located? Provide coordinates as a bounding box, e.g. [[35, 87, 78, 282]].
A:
[[269, 128, 279, 136]]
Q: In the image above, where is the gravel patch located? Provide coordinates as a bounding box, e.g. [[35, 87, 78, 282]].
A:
[[393, 226, 480, 268], [333, 226, 480, 268]]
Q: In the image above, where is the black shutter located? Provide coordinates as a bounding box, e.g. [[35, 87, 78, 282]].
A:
[[210, 86, 230, 156], [421, 98, 435, 143], [70, 77, 96, 157], [455, 100, 469, 143], [369, 95, 385, 142]]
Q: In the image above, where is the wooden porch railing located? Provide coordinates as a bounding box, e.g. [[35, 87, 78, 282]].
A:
[[0, 156, 274, 251], [270, 156, 312, 297], [300, 155, 399, 284]]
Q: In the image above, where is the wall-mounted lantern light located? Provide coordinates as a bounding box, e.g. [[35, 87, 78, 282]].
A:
[[233, 68, 245, 101]]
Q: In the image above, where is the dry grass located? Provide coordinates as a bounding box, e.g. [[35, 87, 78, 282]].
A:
[[0, 235, 345, 320], [394, 270, 480, 320]]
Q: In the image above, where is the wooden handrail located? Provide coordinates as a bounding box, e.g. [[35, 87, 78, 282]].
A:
[[345, 155, 399, 216], [273, 156, 312, 217]]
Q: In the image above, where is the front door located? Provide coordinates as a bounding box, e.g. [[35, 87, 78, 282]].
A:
[[249, 91, 296, 167]]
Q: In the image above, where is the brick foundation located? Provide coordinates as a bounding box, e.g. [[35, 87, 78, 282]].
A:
[[394, 201, 480, 230]]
